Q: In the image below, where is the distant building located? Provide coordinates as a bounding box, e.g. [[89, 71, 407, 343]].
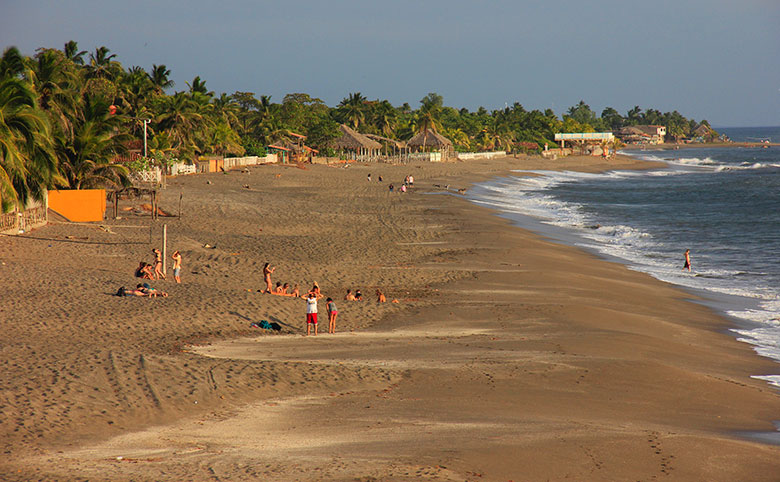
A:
[[616, 125, 666, 144], [691, 124, 718, 142]]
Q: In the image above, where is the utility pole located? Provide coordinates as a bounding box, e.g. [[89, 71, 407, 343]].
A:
[[143, 119, 151, 157]]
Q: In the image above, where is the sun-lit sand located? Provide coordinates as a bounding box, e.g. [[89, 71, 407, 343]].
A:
[[3, 154, 780, 481]]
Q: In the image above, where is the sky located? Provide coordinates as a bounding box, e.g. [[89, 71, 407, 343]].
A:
[[2, 0, 779, 127]]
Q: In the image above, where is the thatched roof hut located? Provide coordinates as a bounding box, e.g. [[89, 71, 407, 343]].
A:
[[331, 124, 382, 161], [406, 129, 454, 160], [364, 133, 406, 149], [407, 129, 453, 149], [332, 124, 382, 150]]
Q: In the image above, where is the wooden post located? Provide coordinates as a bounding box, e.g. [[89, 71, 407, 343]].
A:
[[162, 224, 167, 275], [178, 192, 183, 218]]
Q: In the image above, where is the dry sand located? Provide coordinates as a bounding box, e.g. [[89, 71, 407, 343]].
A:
[[2, 154, 780, 481]]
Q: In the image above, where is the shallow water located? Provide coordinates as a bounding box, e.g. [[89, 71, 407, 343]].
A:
[[469, 128, 780, 388]]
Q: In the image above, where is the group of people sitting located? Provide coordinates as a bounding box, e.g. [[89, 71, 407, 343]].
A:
[[135, 248, 166, 280], [267, 282, 301, 297], [344, 288, 387, 303], [125, 248, 180, 299], [263, 262, 393, 303]]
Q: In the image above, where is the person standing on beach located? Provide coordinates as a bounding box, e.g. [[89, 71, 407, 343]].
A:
[[171, 250, 182, 283], [263, 263, 276, 293], [683, 249, 692, 272], [302, 291, 318, 335], [153, 249, 166, 280], [326, 297, 338, 334]]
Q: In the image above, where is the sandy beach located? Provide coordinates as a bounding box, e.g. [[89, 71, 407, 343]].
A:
[[2, 154, 780, 481]]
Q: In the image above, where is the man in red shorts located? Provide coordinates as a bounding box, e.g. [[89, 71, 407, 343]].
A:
[[303, 291, 318, 335]]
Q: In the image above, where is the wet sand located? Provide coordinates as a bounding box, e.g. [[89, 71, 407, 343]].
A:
[[2, 154, 780, 481]]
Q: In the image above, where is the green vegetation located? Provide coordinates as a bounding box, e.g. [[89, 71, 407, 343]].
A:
[[0, 42, 715, 212]]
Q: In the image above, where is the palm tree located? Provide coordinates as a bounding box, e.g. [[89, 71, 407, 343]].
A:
[[54, 96, 130, 189], [414, 93, 444, 150], [154, 92, 208, 159], [30, 48, 81, 136], [62, 41, 87, 65], [371, 100, 397, 137], [86, 46, 120, 81], [338, 92, 366, 129], [0, 47, 60, 211], [118, 66, 153, 121], [210, 119, 244, 157], [186, 76, 213, 98], [213, 92, 240, 131], [148, 64, 174, 94]]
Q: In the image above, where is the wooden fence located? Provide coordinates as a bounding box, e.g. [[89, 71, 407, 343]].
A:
[[0, 206, 48, 234]]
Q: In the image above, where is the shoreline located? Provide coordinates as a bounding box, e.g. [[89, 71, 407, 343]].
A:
[[3, 154, 780, 480], [468, 165, 780, 367]]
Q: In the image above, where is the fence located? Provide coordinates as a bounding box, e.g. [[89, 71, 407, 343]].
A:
[[0, 205, 48, 234], [170, 163, 197, 176], [456, 151, 507, 160], [222, 154, 278, 169], [130, 167, 162, 184], [408, 152, 443, 162]]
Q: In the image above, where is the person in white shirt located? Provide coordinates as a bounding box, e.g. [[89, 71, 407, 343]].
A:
[[302, 292, 318, 335]]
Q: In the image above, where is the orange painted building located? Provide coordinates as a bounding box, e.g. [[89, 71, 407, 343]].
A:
[[48, 189, 106, 222]]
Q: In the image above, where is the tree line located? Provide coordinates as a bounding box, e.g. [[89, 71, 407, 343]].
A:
[[1, 41, 714, 212]]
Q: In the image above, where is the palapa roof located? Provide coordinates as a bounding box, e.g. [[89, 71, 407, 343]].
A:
[[364, 133, 406, 148], [617, 126, 650, 137], [406, 129, 453, 148], [332, 124, 382, 150]]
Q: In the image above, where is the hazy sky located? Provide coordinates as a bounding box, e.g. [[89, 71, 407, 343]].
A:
[[2, 0, 779, 126]]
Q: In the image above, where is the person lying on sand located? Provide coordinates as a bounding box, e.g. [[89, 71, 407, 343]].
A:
[[344, 289, 355, 301], [139, 283, 168, 298], [376, 289, 387, 303], [273, 282, 283, 294], [126, 287, 150, 297]]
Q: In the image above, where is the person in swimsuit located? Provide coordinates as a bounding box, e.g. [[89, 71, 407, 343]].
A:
[[309, 282, 323, 299], [376, 289, 386, 303], [138, 283, 168, 298], [344, 289, 355, 301], [326, 297, 338, 334], [683, 249, 692, 272], [171, 250, 182, 283], [262, 263, 276, 293], [153, 249, 166, 280], [136, 261, 153, 279]]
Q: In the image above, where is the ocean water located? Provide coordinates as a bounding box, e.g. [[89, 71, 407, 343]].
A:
[[469, 127, 780, 389]]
